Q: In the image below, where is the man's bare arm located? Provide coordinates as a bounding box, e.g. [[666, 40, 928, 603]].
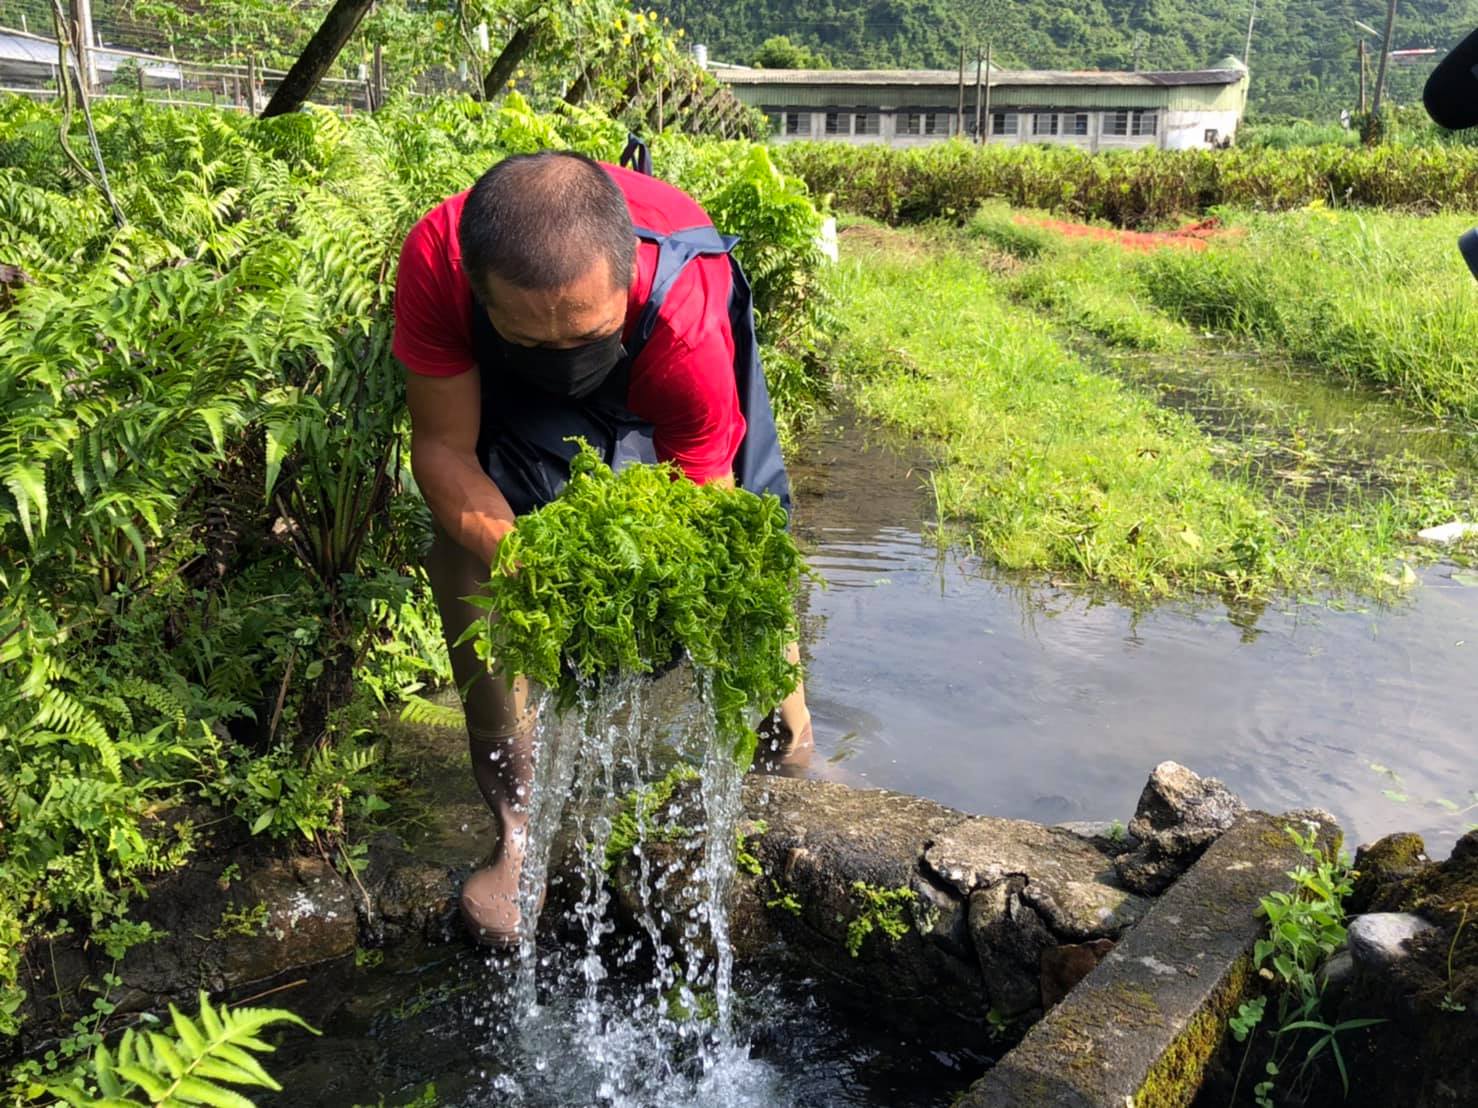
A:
[[406, 368, 515, 567]]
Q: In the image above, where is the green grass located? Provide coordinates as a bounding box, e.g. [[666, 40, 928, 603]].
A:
[[1136, 209, 1478, 423], [963, 204, 1193, 353], [833, 229, 1467, 600]]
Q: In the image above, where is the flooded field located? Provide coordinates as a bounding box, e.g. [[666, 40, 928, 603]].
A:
[[793, 388, 1477, 857]]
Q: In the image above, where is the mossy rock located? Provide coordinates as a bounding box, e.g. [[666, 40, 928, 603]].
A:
[[1371, 830, 1478, 927], [1332, 831, 1478, 1107], [1351, 831, 1430, 913]]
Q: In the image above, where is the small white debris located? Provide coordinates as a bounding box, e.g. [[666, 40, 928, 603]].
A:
[[1139, 955, 1178, 976], [1417, 521, 1478, 545], [816, 217, 839, 264]]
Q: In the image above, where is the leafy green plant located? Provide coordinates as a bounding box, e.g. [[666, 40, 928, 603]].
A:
[[205, 741, 383, 841], [845, 881, 916, 957], [38, 991, 315, 1107], [464, 444, 804, 762], [1228, 823, 1382, 1108], [764, 880, 802, 916], [603, 763, 701, 870], [736, 820, 767, 876], [210, 903, 270, 941]]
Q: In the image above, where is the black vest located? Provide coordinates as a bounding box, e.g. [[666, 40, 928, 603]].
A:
[[469, 222, 791, 520]]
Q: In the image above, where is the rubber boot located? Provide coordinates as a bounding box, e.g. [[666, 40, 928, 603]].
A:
[[461, 726, 543, 946]]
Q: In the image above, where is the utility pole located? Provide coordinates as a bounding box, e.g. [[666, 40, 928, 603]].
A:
[[982, 41, 993, 142], [1243, 0, 1258, 69], [1370, 0, 1398, 117], [1358, 38, 1367, 113], [972, 47, 983, 141], [956, 46, 966, 138], [68, 0, 97, 92]]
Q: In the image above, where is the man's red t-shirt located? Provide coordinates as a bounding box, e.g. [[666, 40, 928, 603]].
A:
[[392, 163, 745, 485]]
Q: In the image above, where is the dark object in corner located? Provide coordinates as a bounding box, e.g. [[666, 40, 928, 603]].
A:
[[1423, 26, 1478, 131]]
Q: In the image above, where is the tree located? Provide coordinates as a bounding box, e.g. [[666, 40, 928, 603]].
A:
[[751, 34, 826, 69]]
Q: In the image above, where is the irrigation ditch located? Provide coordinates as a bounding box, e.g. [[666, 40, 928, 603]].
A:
[[12, 703, 1474, 1107], [0, 709, 1349, 1106]]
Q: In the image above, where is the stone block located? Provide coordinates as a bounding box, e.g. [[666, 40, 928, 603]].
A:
[[959, 810, 1338, 1108]]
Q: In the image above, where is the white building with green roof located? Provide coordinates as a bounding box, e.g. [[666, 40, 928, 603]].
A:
[[713, 57, 1249, 152]]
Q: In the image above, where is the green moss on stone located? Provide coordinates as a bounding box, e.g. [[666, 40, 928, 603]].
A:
[[1133, 955, 1253, 1108], [1383, 847, 1477, 927], [603, 764, 700, 871], [1352, 832, 1429, 911]]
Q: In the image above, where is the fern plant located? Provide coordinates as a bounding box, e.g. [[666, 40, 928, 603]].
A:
[[41, 991, 315, 1108], [0, 89, 830, 1044]]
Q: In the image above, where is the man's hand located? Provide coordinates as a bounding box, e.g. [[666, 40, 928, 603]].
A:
[[406, 368, 516, 567]]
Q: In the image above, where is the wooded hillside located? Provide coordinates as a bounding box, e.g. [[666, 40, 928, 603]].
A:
[[655, 0, 1478, 118]]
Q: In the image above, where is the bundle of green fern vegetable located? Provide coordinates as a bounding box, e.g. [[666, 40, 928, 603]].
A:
[[461, 445, 804, 760]]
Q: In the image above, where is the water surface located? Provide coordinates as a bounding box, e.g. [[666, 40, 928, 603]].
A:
[[792, 406, 1478, 857]]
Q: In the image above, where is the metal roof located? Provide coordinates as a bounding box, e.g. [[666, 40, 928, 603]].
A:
[[0, 29, 181, 80], [712, 64, 1245, 89]]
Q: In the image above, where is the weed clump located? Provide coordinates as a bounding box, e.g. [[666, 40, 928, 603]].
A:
[[466, 445, 805, 761], [603, 764, 701, 871], [845, 881, 917, 957]]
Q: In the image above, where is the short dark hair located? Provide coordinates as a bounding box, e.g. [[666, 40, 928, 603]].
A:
[[458, 151, 635, 298]]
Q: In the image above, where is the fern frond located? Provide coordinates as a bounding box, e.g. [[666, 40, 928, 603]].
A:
[[53, 991, 316, 1107], [398, 694, 465, 731]]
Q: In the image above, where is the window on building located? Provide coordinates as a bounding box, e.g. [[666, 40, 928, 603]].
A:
[[1068, 113, 1090, 136], [991, 111, 1019, 136], [1103, 109, 1159, 138], [854, 112, 881, 136], [896, 111, 923, 135], [784, 111, 809, 136], [824, 111, 846, 136], [766, 112, 784, 135], [924, 111, 953, 136], [1204, 128, 1220, 146], [1032, 112, 1059, 136]]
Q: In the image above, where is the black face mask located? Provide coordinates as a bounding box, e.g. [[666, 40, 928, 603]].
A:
[[492, 324, 627, 400]]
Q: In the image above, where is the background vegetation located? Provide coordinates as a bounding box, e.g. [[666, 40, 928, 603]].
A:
[[1140, 207, 1478, 421], [779, 139, 1478, 227], [0, 81, 830, 1050], [652, 0, 1475, 119]]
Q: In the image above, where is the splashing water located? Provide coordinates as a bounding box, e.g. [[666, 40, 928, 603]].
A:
[[494, 664, 777, 1107]]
